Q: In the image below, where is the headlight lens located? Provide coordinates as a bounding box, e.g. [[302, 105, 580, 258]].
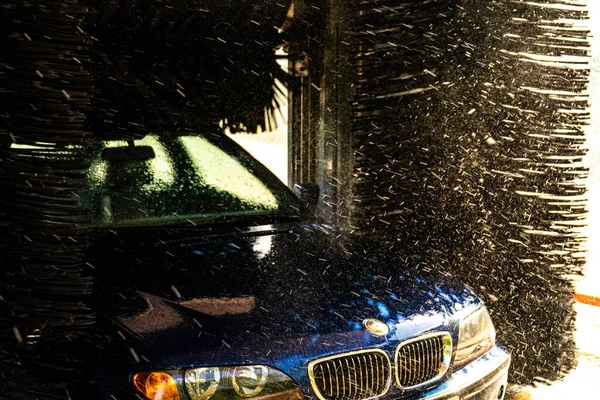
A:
[[232, 365, 269, 397], [185, 367, 221, 400], [133, 371, 181, 400], [455, 306, 496, 363], [133, 365, 302, 400]]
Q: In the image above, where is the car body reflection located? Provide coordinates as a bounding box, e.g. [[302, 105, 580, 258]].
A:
[[82, 132, 510, 400]]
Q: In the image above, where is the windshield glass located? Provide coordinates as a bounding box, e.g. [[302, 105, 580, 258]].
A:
[[81, 132, 300, 227]]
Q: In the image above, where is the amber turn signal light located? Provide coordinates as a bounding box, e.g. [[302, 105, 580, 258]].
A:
[[133, 371, 181, 400]]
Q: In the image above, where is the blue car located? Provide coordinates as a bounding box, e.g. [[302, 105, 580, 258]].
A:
[[81, 132, 510, 400]]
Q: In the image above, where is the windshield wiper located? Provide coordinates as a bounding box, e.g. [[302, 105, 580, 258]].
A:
[[100, 211, 303, 230]]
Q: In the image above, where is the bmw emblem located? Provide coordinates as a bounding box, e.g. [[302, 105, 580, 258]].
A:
[[363, 318, 390, 336]]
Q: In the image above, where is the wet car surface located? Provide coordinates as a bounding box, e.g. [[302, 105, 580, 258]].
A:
[[81, 132, 510, 400]]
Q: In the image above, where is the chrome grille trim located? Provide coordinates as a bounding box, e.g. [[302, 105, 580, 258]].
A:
[[394, 332, 452, 390], [308, 349, 392, 400]]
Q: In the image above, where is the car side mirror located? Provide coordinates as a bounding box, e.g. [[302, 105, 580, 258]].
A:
[[293, 183, 320, 208]]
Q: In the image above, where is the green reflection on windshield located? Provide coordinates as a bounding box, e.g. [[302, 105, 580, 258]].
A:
[[80, 133, 287, 227], [89, 135, 174, 191], [179, 136, 278, 210]]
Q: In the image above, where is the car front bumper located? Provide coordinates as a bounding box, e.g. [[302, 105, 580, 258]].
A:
[[417, 345, 510, 400], [92, 343, 510, 400]]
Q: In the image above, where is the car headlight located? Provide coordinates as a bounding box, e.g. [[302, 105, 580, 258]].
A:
[[134, 371, 181, 400], [185, 366, 221, 400], [455, 306, 496, 363], [133, 365, 303, 400], [231, 365, 269, 397]]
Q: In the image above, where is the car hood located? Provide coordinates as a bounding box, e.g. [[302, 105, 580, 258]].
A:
[[89, 221, 481, 370]]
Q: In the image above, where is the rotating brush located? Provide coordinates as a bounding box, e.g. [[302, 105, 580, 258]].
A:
[[1, 0, 94, 398], [345, 0, 590, 385]]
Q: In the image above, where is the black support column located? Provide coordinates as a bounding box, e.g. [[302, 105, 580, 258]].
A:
[[288, 0, 354, 230]]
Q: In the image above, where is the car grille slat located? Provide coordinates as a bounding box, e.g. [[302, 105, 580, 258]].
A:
[[358, 355, 364, 396], [369, 356, 377, 392], [309, 350, 391, 400], [363, 355, 369, 394], [419, 340, 425, 379], [341, 359, 347, 398], [363, 355, 369, 393], [408, 343, 414, 385], [327, 363, 333, 396], [352, 355, 359, 397], [423, 341, 428, 378], [395, 332, 451, 389]]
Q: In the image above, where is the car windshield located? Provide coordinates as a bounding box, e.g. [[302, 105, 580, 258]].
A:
[[80, 132, 301, 227]]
